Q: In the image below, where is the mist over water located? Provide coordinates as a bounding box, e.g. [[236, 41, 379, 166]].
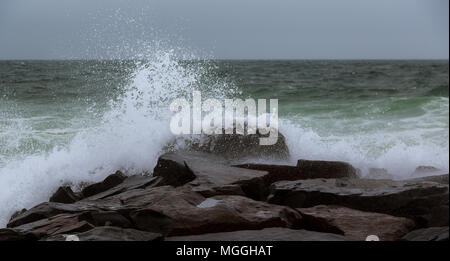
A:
[[0, 50, 448, 226]]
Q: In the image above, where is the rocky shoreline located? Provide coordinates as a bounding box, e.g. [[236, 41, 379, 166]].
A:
[[0, 133, 448, 241]]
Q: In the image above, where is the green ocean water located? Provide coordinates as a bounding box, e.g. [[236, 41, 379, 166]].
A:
[[0, 57, 448, 226]]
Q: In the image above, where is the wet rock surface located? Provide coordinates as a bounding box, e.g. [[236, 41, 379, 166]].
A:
[[297, 205, 415, 241], [401, 226, 449, 241], [166, 227, 353, 241], [268, 178, 449, 227], [1, 145, 446, 241], [43, 226, 163, 241]]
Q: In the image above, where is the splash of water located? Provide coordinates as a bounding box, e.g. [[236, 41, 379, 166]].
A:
[[0, 47, 234, 226]]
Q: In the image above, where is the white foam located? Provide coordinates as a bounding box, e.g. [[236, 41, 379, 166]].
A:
[[0, 47, 231, 227]]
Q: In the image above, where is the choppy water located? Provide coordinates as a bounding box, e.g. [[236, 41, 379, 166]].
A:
[[0, 52, 448, 226]]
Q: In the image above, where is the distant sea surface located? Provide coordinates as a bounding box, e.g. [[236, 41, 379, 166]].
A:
[[0, 58, 448, 226]]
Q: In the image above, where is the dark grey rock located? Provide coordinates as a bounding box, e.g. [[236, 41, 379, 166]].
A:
[[49, 186, 80, 203], [0, 228, 38, 241], [297, 159, 358, 179], [166, 227, 353, 241], [268, 178, 448, 227], [81, 171, 127, 198], [43, 226, 163, 241], [401, 227, 449, 241]]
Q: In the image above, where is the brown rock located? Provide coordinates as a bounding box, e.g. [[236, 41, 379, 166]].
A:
[[83, 175, 164, 200], [13, 213, 94, 238], [297, 205, 415, 241], [49, 186, 80, 203], [297, 159, 358, 179], [42, 226, 163, 241], [153, 151, 268, 199], [81, 171, 127, 198], [122, 186, 302, 236], [268, 178, 448, 227]]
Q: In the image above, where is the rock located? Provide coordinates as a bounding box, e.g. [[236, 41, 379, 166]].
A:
[[7, 202, 97, 228], [0, 228, 38, 241], [81, 171, 127, 198], [9, 208, 27, 222], [123, 186, 302, 236], [235, 161, 358, 188], [9, 185, 301, 237], [366, 168, 396, 180], [297, 205, 415, 241], [401, 227, 449, 241], [268, 178, 448, 227], [83, 174, 164, 200], [406, 174, 449, 185], [49, 186, 80, 203], [153, 151, 269, 199], [169, 129, 290, 161], [233, 163, 309, 185], [411, 166, 446, 178], [43, 226, 163, 241], [89, 211, 132, 228], [166, 227, 352, 241], [297, 159, 358, 179], [128, 209, 174, 236], [13, 213, 94, 238]]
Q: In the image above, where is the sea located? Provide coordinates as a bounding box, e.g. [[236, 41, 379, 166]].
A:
[[0, 50, 448, 226]]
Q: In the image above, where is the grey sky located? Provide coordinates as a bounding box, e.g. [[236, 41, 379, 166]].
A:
[[0, 0, 448, 59]]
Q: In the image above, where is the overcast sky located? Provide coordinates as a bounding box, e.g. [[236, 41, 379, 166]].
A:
[[0, 0, 448, 59]]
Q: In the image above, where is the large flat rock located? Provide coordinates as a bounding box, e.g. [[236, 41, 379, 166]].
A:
[[153, 151, 269, 199], [42, 226, 163, 241], [8, 185, 302, 238], [13, 213, 94, 238], [166, 227, 352, 241], [297, 205, 415, 241], [0, 228, 38, 241], [401, 227, 449, 241], [127, 187, 303, 236], [268, 178, 448, 227]]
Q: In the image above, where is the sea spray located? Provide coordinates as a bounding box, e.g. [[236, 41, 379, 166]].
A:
[[0, 47, 234, 226]]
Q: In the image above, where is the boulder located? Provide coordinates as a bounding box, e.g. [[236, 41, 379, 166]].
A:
[[235, 160, 358, 185], [153, 151, 269, 199], [13, 213, 94, 238], [9, 208, 27, 222], [411, 166, 442, 177], [81, 171, 127, 198], [82, 175, 163, 200], [7, 202, 98, 228], [297, 159, 358, 179], [8, 185, 302, 237], [297, 205, 415, 241], [401, 227, 449, 241], [49, 186, 80, 203], [122, 186, 302, 236], [42, 226, 163, 241], [169, 129, 290, 161], [233, 163, 309, 185], [166, 227, 352, 241], [268, 178, 448, 227], [0, 228, 38, 241]]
